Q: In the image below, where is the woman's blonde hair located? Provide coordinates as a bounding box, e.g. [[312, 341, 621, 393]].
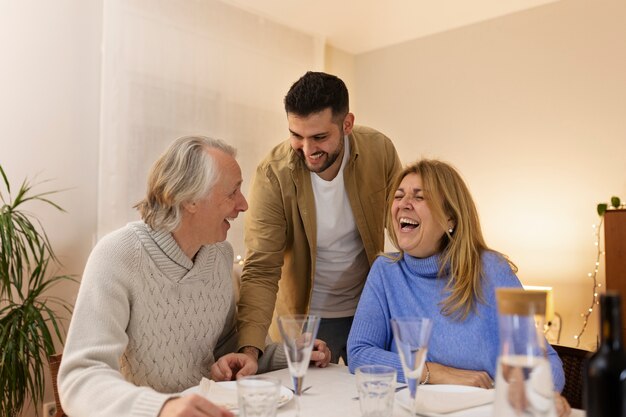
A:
[[135, 136, 236, 232], [385, 159, 517, 320]]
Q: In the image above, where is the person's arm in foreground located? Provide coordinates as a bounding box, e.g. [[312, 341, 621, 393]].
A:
[[159, 396, 233, 417]]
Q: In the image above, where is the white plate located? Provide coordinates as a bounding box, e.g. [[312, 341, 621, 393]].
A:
[[396, 384, 494, 417], [182, 381, 293, 412]]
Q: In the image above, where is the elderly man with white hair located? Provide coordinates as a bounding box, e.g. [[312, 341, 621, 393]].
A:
[[59, 136, 330, 417]]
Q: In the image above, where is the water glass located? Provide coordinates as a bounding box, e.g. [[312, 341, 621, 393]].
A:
[[493, 288, 557, 417], [237, 376, 281, 417], [356, 365, 397, 417]]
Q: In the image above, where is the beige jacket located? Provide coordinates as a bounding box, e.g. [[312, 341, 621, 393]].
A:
[[237, 126, 402, 351]]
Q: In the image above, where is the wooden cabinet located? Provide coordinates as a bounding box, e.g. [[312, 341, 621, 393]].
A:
[[604, 209, 626, 345]]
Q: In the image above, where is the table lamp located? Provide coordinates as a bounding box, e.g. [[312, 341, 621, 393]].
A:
[[522, 285, 555, 328]]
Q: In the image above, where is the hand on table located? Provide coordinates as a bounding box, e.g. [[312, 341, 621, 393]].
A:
[[504, 367, 528, 414], [506, 385, 571, 416], [427, 362, 494, 389], [555, 393, 571, 417], [502, 364, 571, 417], [311, 338, 331, 368], [159, 395, 233, 417], [210, 352, 258, 381]]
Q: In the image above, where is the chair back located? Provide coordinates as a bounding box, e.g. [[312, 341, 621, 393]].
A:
[[48, 353, 68, 417], [551, 344, 589, 409]]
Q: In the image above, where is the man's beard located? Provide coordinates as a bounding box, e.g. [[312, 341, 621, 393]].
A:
[[298, 135, 345, 174]]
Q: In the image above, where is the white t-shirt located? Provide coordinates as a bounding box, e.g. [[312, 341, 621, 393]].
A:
[[308, 137, 369, 318]]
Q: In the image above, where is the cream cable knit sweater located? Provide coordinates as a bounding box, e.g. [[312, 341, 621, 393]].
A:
[[59, 222, 274, 417]]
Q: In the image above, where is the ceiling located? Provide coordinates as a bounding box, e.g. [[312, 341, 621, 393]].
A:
[[218, 0, 559, 54]]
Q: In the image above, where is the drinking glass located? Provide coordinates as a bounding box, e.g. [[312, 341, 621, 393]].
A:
[[390, 317, 433, 416], [493, 288, 557, 417], [355, 365, 397, 417], [237, 376, 281, 417], [277, 314, 320, 417]]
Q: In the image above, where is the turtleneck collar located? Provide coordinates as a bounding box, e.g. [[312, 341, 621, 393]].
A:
[[403, 252, 442, 279]]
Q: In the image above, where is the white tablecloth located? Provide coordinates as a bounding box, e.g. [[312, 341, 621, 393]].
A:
[[263, 364, 585, 417]]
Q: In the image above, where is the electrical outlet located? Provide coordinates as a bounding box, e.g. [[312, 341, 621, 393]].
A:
[[43, 402, 56, 417]]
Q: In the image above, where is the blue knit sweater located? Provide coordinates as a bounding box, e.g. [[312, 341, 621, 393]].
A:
[[346, 251, 565, 392]]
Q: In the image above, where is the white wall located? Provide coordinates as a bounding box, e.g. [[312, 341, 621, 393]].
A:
[[325, 46, 357, 114], [352, 0, 626, 349], [0, 0, 103, 414], [97, 0, 323, 259]]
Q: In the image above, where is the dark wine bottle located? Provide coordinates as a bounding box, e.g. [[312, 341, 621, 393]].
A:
[[584, 292, 626, 416]]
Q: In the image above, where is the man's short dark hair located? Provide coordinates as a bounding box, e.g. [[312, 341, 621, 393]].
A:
[[284, 71, 349, 120]]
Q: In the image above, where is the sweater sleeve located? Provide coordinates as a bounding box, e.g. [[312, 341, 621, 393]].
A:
[[347, 259, 406, 381], [547, 345, 565, 392], [58, 231, 172, 417]]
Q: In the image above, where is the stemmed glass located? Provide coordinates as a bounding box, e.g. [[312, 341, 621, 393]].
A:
[[390, 317, 433, 416], [277, 314, 320, 417]]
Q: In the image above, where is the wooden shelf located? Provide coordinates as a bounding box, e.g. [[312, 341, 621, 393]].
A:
[[604, 209, 626, 345]]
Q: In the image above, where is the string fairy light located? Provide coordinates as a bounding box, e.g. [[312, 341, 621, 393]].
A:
[[573, 217, 604, 347]]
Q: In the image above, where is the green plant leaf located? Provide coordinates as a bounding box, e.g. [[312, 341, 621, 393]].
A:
[[0, 164, 74, 416], [597, 203, 608, 216], [0, 164, 10, 196], [611, 196, 621, 208]]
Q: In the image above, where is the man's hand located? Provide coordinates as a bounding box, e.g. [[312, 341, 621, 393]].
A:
[[211, 352, 258, 381], [310, 339, 331, 368], [158, 395, 233, 417]]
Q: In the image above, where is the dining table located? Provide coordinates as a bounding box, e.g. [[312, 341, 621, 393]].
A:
[[262, 363, 586, 417]]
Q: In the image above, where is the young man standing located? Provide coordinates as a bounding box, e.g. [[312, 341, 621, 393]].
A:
[[237, 72, 402, 365]]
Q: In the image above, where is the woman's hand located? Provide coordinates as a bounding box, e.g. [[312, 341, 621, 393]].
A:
[[210, 353, 258, 381], [427, 362, 494, 389], [555, 393, 571, 417], [504, 366, 528, 413], [158, 395, 233, 417]]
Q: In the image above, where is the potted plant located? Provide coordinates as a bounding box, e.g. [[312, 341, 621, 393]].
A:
[[597, 195, 623, 215], [0, 165, 73, 416]]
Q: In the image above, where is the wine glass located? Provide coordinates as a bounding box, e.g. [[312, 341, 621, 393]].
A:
[[390, 317, 433, 416], [277, 314, 320, 417]]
